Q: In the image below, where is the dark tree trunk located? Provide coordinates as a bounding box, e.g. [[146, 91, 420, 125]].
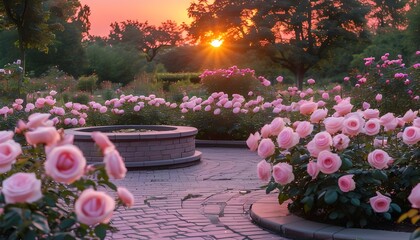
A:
[[295, 65, 305, 90]]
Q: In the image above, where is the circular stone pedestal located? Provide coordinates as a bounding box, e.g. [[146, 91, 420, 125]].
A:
[[66, 125, 201, 167]]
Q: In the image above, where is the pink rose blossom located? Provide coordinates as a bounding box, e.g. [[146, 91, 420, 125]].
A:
[[277, 127, 300, 149], [1, 173, 42, 204], [408, 183, 420, 208], [324, 117, 344, 134], [380, 113, 398, 131], [310, 109, 328, 123], [270, 117, 285, 136], [92, 132, 115, 153], [75, 189, 115, 225], [295, 121, 314, 138], [103, 148, 127, 179], [369, 192, 391, 213], [307, 140, 323, 157], [307, 78, 316, 85], [276, 76, 283, 83], [414, 118, 420, 128], [246, 132, 261, 151], [26, 113, 52, 129], [402, 126, 420, 145], [260, 124, 271, 138], [364, 119, 381, 136], [333, 99, 353, 116], [342, 115, 364, 136], [368, 149, 391, 169], [313, 131, 333, 150], [317, 150, 342, 174], [0, 130, 14, 143], [214, 108, 221, 115], [45, 145, 86, 184], [322, 92, 329, 99], [257, 160, 272, 182], [257, 138, 276, 159], [25, 127, 60, 146], [338, 175, 356, 192], [332, 134, 350, 150], [117, 187, 135, 207], [402, 109, 418, 123], [0, 140, 22, 173], [307, 161, 319, 179], [363, 109, 380, 119], [362, 102, 371, 110], [375, 94, 382, 102], [300, 101, 318, 115], [272, 162, 295, 185], [373, 138, 388, 148]]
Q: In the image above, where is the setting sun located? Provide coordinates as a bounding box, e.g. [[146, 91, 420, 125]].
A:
[[210, 39, 224, 48]]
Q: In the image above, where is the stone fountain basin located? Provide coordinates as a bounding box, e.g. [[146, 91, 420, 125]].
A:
[[65, 125, 201, 167]]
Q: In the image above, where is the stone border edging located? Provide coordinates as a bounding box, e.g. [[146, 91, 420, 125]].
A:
[[195, 139, 247, 148], [250, 194, 411, 240]]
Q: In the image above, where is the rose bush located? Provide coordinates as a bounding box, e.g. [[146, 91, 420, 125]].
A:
[[0, 113, 134, 239], [250, 96, 419, 228]]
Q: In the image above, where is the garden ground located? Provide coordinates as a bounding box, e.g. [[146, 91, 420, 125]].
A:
[[109, 147, 286, 239]]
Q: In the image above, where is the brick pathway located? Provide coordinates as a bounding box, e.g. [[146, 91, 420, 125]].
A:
[[109, 147, 288, 240]]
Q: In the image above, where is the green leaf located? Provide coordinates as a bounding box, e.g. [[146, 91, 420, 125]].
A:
[[324, 190, 338, 204], [278, 192, 289, 205], [341, 158, 353, 170], [59, 218, 76, 230], [359, 218, 367, 228], [350, 198, 360, 206], [383, 212, 392, 220], [329, 211, 339, 220], [23, 230, 37, 240], [290, 152, 301, 164], [372, 170, 388, 181], [32, 214, 50, 233], [266, 182, 277, 194], [94, 224, 107, 240], [390, 203, 402, 213]]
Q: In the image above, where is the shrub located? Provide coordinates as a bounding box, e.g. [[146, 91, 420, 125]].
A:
[[77, 74, 98, 93], [200, 66, 261, 96]]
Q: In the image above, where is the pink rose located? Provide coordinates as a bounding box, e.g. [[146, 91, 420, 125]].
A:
[[295, 121, 314, 138], [307, 140, 323, 157], [117, 187, 135, 207], [270, 117, 285, 136], [408, 183, 420, 208], [0, 130, 14, 143], [258, 138, 276, 158], [104, 148, 127, 179], [2, 173, 42, 204], [307, 78, 316, 85], [25, 127, 60, 146], [333, 99, 353, 116], [272, 162, 294, 185], [307, 161, 319, 179], [317, 150, 342, 174], [0, 140, 22, 173], [45, 145, 86, 184], [380, 113, 398, 131], [300, 101, 318, 115], [26, 113, 52, 129], [322, 92, 329, 99], [375, 94, 382, 102], [313, 131, 332, 150], [369, 192, 391, 213], [92, 132, 115, 153], [402, 109, 418, 123], [257, 160, 272, 182], [363, 109, 380, 119], [338, 175, 356, 192], [364, 119, 381, 136], [246, 132, 261, 151], [368, 149, 391, 169], [402, 127, 420, 145], [75, 189, 115, 225], [276, 76, 283, 83], [362, 102, 371, 110], [332, 134, 350, 150], [414, 118, 420, 128], [342, 114, 364, 136], [260, 124, 271, 138], [310, 109, 328, 123], [324, 117, 344, 134], [277, 127, 300, 149]]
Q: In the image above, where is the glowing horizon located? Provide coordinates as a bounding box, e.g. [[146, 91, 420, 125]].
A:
[[80, 0, 192, 37]]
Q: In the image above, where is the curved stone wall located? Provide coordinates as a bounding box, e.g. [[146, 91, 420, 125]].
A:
[[65, 125, 201, 167]]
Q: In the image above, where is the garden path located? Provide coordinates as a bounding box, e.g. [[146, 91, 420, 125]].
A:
[[109, 147, 287, 240]]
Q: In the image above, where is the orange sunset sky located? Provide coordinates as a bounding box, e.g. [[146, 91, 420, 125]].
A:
[[80, 0, 193, 36]]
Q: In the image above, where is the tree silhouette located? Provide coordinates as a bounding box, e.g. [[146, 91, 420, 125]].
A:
[[188, 0, 370, 89]]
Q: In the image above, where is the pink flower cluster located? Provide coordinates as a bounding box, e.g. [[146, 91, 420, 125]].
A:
[[0, 113, 134, 226]]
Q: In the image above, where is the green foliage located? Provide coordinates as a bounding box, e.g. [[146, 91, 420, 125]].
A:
[[70, 91, 91, 105], [156, 72, 201, 84], [77, 74, 98, 93]]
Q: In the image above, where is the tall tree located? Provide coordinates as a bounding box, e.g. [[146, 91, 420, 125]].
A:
[[363, 0, 411, 30], [108, 20, 183, 62], [0, 0, 61, 95], [188, 0, 369, 89]]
